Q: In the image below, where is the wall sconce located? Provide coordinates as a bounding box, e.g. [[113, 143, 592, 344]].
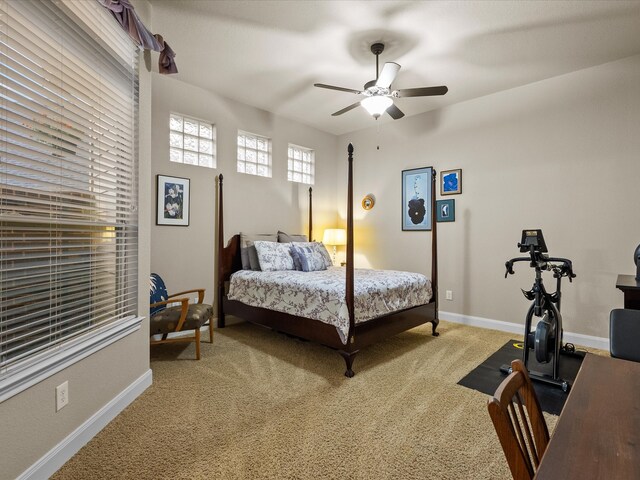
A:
[[362, 194, 375, 210]]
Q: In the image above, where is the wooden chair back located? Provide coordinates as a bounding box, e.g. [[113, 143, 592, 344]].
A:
[[487, 359, 550, 480]]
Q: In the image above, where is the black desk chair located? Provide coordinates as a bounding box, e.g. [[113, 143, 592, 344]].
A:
[[610, 309, 640, 362]]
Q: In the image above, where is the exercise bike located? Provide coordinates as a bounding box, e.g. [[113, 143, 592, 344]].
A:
[[502, 229, 581, 392]]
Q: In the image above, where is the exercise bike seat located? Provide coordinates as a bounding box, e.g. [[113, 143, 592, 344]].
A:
[[610, 309, 640, 363]]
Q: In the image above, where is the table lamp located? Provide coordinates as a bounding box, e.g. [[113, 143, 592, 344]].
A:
[[322, 228, 347, 266]]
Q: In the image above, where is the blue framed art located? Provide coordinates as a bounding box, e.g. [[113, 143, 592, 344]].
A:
[[402, 167, 433, 231], [441, 168, 462, 195], [436, 199, 455, 222]]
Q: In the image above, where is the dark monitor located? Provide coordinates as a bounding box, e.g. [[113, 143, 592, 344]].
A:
[[519, 229, 548, 253]]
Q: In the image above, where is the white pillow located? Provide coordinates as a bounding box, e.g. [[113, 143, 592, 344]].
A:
[[253, 241, 295, 271]]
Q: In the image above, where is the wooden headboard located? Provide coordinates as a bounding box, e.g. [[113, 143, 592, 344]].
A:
[[215, 175, 314, 324]]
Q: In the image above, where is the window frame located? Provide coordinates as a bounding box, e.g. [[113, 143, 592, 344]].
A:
[[169, 113, 216, 169], [237, 130, 272, 178], [287, 143, 315, 185]]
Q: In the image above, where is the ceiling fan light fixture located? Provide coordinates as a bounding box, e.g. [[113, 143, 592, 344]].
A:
[[361, 95, 393, 119]]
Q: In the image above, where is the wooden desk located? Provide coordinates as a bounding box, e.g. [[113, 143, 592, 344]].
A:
[[616, 274, 640, 310], [535, 354, 640, 479]]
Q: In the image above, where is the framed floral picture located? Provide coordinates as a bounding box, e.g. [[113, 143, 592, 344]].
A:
[[402, 167, 433, 231], [441, 168, 462, 195], [156, 175, 190, 226]]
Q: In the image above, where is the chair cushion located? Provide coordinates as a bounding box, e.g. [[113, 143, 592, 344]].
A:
[[610, 308, 640, 362], [150, 273, 168, 315], [150, 303, 213, 335]]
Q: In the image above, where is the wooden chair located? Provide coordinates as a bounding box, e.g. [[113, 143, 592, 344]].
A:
[[487, 359, 550, 480], [149, 273, 214, 360]]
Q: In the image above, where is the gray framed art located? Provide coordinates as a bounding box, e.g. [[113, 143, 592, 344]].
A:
[[436, 199, 455, 222], [402, 167, 433, 231], [156, 174, 190, 226]]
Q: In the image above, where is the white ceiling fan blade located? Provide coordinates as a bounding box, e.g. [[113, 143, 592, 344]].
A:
[[376, 62, 400, 88]]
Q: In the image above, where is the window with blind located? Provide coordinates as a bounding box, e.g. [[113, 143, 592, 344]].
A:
[[0, 0, 139, 389]]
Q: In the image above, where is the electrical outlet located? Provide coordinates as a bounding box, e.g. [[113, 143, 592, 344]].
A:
[[445, 290, 453, 301], [56, 381, 69, 411]]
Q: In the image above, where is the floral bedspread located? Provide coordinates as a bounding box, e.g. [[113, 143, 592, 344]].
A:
[[227, 267, 432, 344]]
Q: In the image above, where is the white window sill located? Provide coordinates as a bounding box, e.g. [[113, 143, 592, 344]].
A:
[[0, 316, 143, 403]]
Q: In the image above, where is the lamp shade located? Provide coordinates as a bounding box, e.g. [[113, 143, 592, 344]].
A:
[[323, 228, 347, 246], [361, 96, 393, 118]]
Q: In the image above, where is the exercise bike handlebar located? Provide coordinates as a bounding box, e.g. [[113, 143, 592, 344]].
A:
[[504, 256, 576, 281], [545, 257, 576, 281], [504, 257, 529, 278]]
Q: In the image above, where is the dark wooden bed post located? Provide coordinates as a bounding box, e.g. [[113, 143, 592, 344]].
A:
[[431, 169, 439, 336], [308, 187, 313, 241], [339, 143, 358, 377], [217, 174, 226, 328]]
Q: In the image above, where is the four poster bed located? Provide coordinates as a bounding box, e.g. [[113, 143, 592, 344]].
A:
[[216, 144, 439, 377]]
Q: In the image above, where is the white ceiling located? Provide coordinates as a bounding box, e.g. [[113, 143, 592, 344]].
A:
[[147, 0, 640, 136]]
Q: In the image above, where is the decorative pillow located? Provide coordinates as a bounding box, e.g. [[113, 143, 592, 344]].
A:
[[277, 231, 308, 243], [291, 244, 329, 272], [240, 233, 277, 270], [315, 242, 334, 268], [291, 242, 333, 268], [150, 273, 168, 315], [254, 241, 295, 271]]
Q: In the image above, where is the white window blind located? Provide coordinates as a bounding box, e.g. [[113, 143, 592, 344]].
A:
[[287, 144, 314, 185], [0, 0, 139, 372]]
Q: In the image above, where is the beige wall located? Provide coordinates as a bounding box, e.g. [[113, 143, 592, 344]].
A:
[[337, 55, 640, 339], [0, 2, 153, 478], [150, 75, 338, 306]]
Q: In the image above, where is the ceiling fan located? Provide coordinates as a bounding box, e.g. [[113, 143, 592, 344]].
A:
[[314, 42, 448, 120]]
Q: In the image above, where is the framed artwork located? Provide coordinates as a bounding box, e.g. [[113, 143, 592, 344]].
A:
[[156, 175, 190, 226], [402, 167, 433, 231], [436, 199, 455, 222], [441, 168, 462, 195]]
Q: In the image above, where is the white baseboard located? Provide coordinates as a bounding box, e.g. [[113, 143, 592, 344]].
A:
[[439, 311, 610, 351], [18, 369, 153, 480]]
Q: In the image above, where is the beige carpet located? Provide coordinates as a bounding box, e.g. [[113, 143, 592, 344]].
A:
[[53, 320, 559, 480]]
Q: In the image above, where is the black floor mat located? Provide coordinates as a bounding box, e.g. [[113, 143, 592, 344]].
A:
[[458, 339, 584, 415]]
